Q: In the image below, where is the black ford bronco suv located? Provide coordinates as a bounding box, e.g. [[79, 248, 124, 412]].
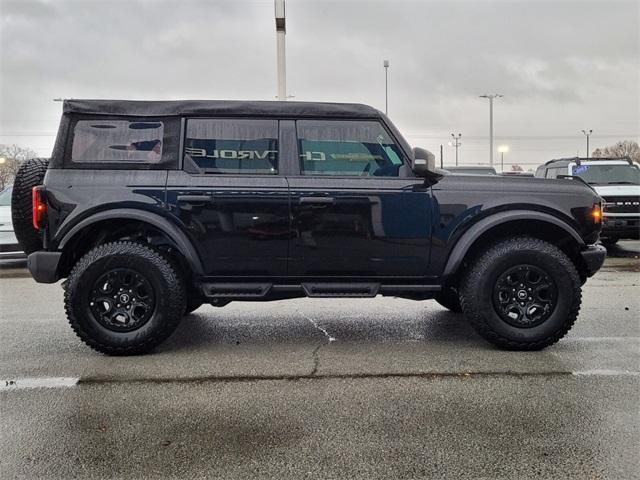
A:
[[12, 99, 606, 355]]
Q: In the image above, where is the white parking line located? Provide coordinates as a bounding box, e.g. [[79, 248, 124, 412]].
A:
[[572, 369, 640, 377], [1, 377, 79, 390], [572, 337, 640, 342]]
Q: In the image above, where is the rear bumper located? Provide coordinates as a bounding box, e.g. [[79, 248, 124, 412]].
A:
[[27, 251, 62, 283], [580, 244, 606, 277]]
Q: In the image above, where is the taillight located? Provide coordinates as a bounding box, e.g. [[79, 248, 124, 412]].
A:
[[32, 186, 46, 230]]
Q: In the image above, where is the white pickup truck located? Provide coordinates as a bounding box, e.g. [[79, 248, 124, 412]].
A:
[[536, 157, 640, 245]]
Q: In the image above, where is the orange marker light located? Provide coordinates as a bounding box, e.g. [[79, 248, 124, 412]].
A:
[[592, 205, 602, 222]]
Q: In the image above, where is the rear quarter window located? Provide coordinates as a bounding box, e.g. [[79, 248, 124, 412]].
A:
[[66, 116, 180, 169]]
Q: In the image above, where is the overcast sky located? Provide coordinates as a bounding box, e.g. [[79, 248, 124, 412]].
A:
[[1, 0, 638, 170]]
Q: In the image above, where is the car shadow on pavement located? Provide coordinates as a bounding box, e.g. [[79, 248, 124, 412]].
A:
[[161, 305, 480, 354], [603, 240, 640, 259]]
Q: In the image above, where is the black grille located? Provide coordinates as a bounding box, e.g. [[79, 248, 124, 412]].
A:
[[602, 196, 640, 214]]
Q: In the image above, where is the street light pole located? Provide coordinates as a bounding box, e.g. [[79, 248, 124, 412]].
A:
[[480, 94, 503, 167], [581, 129, 593, 158], [383, 60, 389, 115], [450, 133, 462, 166], [497, 145, 509, 173], [275, 0, 287, 100]]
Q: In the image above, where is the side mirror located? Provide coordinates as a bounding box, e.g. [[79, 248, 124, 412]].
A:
[[412, 147, 436, 177]]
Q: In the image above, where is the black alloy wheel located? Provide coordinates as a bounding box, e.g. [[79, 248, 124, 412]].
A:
[[492, 265, 558, 328], [88, 268, 156, 332]]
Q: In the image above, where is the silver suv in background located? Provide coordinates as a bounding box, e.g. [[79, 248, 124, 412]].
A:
[[536, 157, 640, 245], [0, 186, 25, 259]]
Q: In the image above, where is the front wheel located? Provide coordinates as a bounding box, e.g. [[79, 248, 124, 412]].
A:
[[460, 236, 581, 350], [64, 241, 186, 355]]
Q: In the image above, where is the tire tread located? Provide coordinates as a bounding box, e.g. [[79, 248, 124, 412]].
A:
[[460, 236, 582, 350], [64, 241, 186, 355]]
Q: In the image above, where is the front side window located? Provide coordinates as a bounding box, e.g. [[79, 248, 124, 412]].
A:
[[72, 120, 164, 163], [184, 119, 278, 174], [296, 120, 405, 176]]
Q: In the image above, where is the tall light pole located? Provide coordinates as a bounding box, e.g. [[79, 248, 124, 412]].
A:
[[581, 129, 592, 158], [497, 145, 509, 172], [383, 60, 389, 115], [480, 94, 503, 167], [275, 0, 287, 100], [450, 133, 462, 166]]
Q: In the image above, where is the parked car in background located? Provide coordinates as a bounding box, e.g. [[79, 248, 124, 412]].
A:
[[535, 157, 640, 245], [445, 166, 497, 175], [0, 186, 25, 259]]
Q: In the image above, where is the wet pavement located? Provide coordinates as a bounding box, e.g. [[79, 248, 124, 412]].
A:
[[0, 241, 638, 479]]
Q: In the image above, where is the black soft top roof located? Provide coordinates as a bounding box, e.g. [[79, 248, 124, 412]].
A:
[[63, 99, 383, 119]]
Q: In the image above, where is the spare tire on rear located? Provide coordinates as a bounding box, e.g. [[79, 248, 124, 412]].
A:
[[11, 157, 49, 255]]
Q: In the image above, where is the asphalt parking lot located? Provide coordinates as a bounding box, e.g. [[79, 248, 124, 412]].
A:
[[1, 242, 639, 479]]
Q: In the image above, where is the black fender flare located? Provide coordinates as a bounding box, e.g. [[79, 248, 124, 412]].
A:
[[442, 210, 585, 277], [57, 208, 204, 275]]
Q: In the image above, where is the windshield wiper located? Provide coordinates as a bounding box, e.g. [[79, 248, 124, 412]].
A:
[[606, 181, 638, 185]]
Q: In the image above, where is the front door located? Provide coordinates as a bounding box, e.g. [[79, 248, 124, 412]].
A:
[[166, 118, 289, 277], [287, 119, 432, 278]]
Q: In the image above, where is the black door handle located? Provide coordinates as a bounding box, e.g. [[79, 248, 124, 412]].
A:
[[299, 197, 335, 205], [177, 194, 214, 203]]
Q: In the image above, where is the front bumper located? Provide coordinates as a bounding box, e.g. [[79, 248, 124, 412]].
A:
[[602, 216, 640, 239], [27, 251, 62, 283], [580, 244, 606, 277]]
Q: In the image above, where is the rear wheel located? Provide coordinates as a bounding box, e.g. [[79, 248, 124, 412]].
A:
[[460, 236, 581, 350], [11, 157, 49, 254], [64, 241, 186, 355]]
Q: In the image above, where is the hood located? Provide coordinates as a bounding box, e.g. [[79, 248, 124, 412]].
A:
[[591, 185, 640, 197], [434, 173, 597, 196]]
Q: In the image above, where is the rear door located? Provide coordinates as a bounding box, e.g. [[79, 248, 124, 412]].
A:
[[166, 118, 290, 277], [287, 119, 432, 278]]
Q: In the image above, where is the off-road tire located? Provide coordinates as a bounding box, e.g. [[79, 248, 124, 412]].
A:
[[64, 241, 186, 355], [435, 286, 462, 313], [460, 236, 581, 350], [10, 157, 49, 255]]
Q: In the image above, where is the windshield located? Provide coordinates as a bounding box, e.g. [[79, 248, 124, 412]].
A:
[[0, 187, 12, 206], [571, 163, 640, 185]]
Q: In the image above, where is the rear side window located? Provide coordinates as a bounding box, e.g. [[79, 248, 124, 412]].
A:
[[296, 120, 405, 177], [71, 120, 164, 163], [184, 119, 278, 174]]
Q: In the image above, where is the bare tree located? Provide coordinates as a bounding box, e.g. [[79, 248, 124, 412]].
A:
[[0, 144, 38, 191], [592, 140, 640, 164]]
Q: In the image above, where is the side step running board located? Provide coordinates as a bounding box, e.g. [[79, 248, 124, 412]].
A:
[[202, 283, 272, 299], [302, 283, 379, 298]]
